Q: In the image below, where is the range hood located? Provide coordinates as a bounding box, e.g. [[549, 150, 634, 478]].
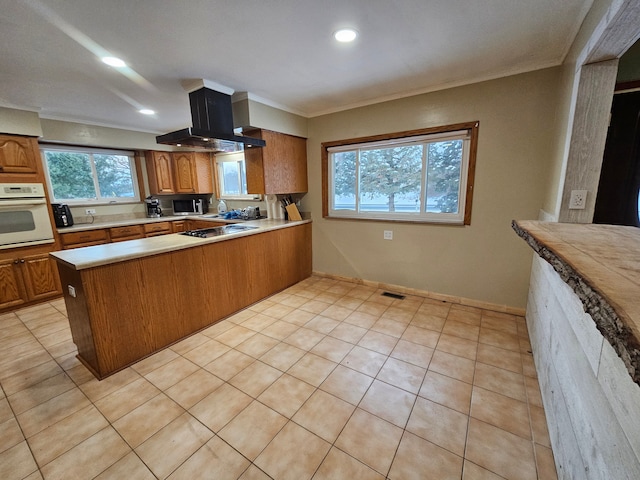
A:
[[156, 87, 266, 150]]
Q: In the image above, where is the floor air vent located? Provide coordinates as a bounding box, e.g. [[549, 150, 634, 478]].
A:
[[381, 291, 405, 300]]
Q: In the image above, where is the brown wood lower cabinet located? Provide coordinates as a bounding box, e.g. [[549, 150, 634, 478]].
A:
[[172, 221, 187, 233], [186, 220, 226, 230], [143, 221, 172, 237], [60, 229, 109, 249], [56, 223, 312, 379], [109, 225, 144, 242], [0, 253, 61, 310]]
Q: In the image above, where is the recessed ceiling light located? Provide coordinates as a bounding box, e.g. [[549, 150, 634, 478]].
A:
[[139, 109, 155, 115], [334, 29, 358, 43], [101, 56, 126, 68]]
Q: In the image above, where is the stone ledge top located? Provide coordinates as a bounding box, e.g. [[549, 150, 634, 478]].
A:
[[512, 220, 640, 385]]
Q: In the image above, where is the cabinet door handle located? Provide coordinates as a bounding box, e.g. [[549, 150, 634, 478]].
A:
[[13, 259, 19, 264], [20, 259, 25, 263]]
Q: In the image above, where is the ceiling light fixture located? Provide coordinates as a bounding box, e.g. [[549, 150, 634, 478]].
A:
[[101, 56, 126, 68], [139, 108, 155, 115], [334, 29, 358, 43]]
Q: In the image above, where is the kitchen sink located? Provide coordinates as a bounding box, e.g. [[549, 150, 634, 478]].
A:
[[202, 213, 266, 221], [180, 224, 258, 238]]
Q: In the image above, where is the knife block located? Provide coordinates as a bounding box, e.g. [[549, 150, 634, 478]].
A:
[[285, 203, 302, 221]]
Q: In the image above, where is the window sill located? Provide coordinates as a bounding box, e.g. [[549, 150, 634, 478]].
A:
[[219, 195, 262, 201], [324, 214, 466, 226]]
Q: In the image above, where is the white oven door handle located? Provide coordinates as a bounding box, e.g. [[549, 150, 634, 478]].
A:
[[0, 198, 47, 208]]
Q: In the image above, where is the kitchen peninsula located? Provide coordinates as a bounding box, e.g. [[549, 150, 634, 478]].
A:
[[513, 220, 640, 479], [51, 219, 312, 379]]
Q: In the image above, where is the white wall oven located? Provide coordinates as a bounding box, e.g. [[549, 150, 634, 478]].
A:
[[0, 183, 54, 250]]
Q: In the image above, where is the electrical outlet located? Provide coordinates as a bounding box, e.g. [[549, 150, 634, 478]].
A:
[[569, 190, 587, 210], [384, 230, 393, 240], [85, 208, 96, 215]]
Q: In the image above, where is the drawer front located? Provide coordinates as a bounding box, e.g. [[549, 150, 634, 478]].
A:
[[110, 225, 144, 239], [143, 222, 172, 234], [187, 220, 226, 230], [61, 229, 108, 246], [172, 221, 186, 233], [111, 234, 144, 242], [62, 240, 106, 249]]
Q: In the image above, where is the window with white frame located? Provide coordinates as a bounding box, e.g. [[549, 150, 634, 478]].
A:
[[215, 151, 260, 200], [41, 145, 140, 204], [322, 122, 479, 224]]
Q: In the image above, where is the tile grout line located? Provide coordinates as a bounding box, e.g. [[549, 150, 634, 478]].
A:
[[1, 276, 553, 479]]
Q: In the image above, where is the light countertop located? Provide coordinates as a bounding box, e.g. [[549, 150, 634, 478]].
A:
[[512, 220, 640, 384], [56, 214, 243, 233], [51, 218, 311, 271]]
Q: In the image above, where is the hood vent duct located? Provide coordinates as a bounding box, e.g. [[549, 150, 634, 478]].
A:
[[156, 87, 266, 150]]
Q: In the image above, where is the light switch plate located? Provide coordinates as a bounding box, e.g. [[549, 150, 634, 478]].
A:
[[384, 230, 393, 240]]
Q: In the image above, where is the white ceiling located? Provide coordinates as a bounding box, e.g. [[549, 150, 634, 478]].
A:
[[0, 0, 594, 134]]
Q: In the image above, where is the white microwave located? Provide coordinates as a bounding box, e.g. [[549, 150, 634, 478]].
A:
[[0, 183, 55, 249], [172, 198, 206, 215]]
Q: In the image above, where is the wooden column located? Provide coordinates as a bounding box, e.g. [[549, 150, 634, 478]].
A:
[[558, 59, 618, 223]]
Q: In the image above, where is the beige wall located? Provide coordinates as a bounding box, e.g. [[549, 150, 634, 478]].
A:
[[233, 98, 308, 138], [0, 107, 42, 136], [40, 119, 171, 151], [541, 61, 575, 220], [304, 67, 563, 309], [618, 39, 640, 82]]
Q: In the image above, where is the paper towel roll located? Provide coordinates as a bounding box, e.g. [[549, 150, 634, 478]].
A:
[[265, 194, 279, 219]]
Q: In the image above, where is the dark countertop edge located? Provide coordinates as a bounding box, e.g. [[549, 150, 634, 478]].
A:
[[512, 220, 640, 386]]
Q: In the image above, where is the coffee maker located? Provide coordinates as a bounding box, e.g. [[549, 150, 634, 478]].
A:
[[145, 196, 162, 218]]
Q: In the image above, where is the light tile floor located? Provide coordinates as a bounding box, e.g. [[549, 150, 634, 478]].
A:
[[0, 275, 557, 480]]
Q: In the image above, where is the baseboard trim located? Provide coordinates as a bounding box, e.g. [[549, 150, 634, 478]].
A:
[[311, 271, 526, 317]]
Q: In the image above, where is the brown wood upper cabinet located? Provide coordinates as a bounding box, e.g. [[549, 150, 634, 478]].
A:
[[174, 151, 213, 194], [146, 151, 174, 194], [146, 151, 213, 195], [243, 129, 308, 194], [0, 134, 40, 175]]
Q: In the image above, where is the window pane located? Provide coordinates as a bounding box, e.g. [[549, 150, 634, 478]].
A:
[[94, 154, 135, 198], [426, 140, 462, 213], [45, 151, 96, 200], [333, 151, 357, 210], [221, 161, 243, 195], [240, 161, 247, 194], [359, 145, 422, 212]]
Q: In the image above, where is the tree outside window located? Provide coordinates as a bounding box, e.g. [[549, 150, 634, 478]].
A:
[[324, 122, 478, 224], [42, 146, 139, 204]]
